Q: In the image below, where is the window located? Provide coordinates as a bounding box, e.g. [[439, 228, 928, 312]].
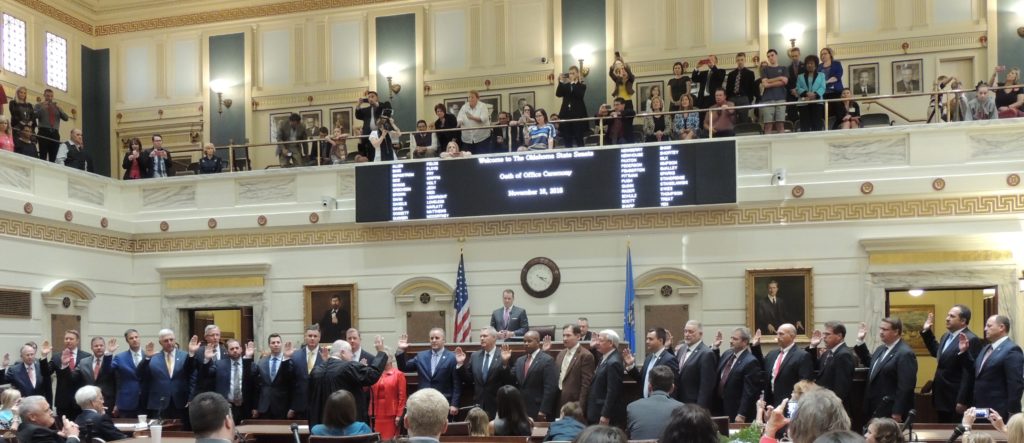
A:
[[2, 14, 27, 76], [46, 32, 67, 91]]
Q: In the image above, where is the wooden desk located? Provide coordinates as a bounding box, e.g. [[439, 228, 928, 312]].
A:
[[124, 438, 194, 443], [236, 424, 310, 443]]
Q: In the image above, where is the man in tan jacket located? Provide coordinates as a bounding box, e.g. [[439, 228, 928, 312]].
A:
[[554, 324, 595, 415]]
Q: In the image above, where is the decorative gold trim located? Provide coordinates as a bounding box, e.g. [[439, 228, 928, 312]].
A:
[[425, 70, 555, 96], [861, 182, 875, 195], [933, 178, 946, 191], [251, 88, 366, 112], [1008, 174, 1020, 187], [791, 186, 805, 198], [13, 0, 94, 35], [868, 250, 1014, 266], [165, 275, 265, 290], [830, 32, 985, 59]]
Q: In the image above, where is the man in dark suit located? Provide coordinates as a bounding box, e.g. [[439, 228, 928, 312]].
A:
[[399, 327, 462, 418], [346, 328, 375, 364], [318, 294, 349, 343], [16, 395, 82, 443], [716, 327, 760, 423], [199, 339, 255, 424], [507, 331, 557, 420], [51, 330, 90, 419], [606, 98, 637, 144], [193, 324, 229, 398], [454, 327, 509, 419], [554, 324, 595, 415], [137, 330, 200, 421], [354, 91, 392, 158], [57, 129, 93, 172], [725, 53, 757, 123], [276, 113, 309, 167], [806, 321, 855, 402], [289, 324, 324, 419], [957, 315, 1024, 419], [110, 329, 144, 418], [674, 320, 718, 410], [854, 318, 918, 421], [762, 324, 813, 404], [252, 333, 294, 419], [308, 337, 386, 426], [586, 330, 625, 426], [624, 327, 679, 398], [693, 55, 727, 109], [626, 366, 683, 440], [490, 289, 529, 339], [141, 134, 174, 178], [73, 386, 126, 441], [921, 304, 983, 422], [578, 318, 593, 342], [2, 343, 54, 402], [72, 337, 116, 412]]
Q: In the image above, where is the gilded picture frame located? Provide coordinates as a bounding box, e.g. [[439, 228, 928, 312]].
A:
[[303, 284, 358, 343], [745, 268, 813, 342]]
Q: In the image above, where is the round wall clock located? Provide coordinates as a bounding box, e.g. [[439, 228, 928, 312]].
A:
[[521, 257, 560, 298]]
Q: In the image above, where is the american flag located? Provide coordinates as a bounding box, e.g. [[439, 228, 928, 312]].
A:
[[453, 253, 472, 343]]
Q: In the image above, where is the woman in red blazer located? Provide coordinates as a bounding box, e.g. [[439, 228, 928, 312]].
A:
[[371, 351, 407, 440]]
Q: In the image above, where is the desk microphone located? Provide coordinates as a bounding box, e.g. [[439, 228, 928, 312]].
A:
[[290, 422, 301, 443], [946, 425, 967, 443], [903, 409, 917, 442]]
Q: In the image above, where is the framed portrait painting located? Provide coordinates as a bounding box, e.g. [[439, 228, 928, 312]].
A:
[[892, 59, 924, 94], [269, 112, 291, 143], [304, 284, 358, 343], [509, 91, 536, 120], [299, 109, 323, 138], [637, 80, 665, 112], [443, 98, 467, 118], [888, 305, 934, 355], [849, 63, 879, 97], [479, 94, 501, 123], [745, 268, 813, 341], [329, 107, 354, 135]]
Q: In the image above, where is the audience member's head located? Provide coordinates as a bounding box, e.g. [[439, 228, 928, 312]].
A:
[[659, 404, 720, 443], [573, 424, 628, 443], [495, 385, 531, 431], [560, 401, 585, 423], [815, 430, 867, 443], [1, 389, 22, 412], [647, 365, 675, 395], [1006, 413, 1024, 443], [788, 389, 851, 443], [18, 396, 54, 428], [189, 392, 234, 439], [791, 380, 820, 401], [321, 390, 358, 431], [864, 418, 903, 443], [74, 385, 104, 412], [466, 407, 489, 437], [404, 388, 449, 438], [966, 433, 996, 443], [329, 339, 352, 360]]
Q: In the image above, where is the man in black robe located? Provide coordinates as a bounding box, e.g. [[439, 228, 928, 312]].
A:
[[308, 336, 386, 426]]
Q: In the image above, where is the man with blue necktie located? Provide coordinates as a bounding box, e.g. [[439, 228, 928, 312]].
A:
[[920, 305, 983, 422], [397, 328, 461, 418], [137, 329, 200, 423], [110, 329, 145, 418], [252, 334, 294, 419], [854, 318, 918, 421], [956, 314, 1024, 419], [623, 327, 679, 399]]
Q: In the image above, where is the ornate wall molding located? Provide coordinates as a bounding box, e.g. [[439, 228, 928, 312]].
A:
[[830, 32, 986, 59], [4, 193, 1024, 254], [251, 88, 366, 111], [424, 70, 555, 96], [13, 0, 94, 35]]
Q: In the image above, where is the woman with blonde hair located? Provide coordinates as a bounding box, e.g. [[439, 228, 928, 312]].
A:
[[990, 66, 1024, 118], [0, 388, 22, 431], [864, 418, 904, 443], [8, 86, 36, 132], [642, 96, 670, 142], [466, 407, 490, 437], [762, 389, 851, 443], [0, 117, 13, 152], [370, 348, 406, 440], [791, 380, 820, 401]]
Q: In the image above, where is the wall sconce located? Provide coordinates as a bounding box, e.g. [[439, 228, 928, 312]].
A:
[[570, 44, 595, 78], [781, 23, 806, 48], [378, 63, 402, 100], [908, 288, 924, 297], [1019, 271, 1024, 292], [209, 79, 233, 114]]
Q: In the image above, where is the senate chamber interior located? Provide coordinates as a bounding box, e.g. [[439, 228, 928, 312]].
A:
[[1, 0, 1024, 442]]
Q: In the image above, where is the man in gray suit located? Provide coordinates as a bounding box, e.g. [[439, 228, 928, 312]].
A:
[[490, 289, 529, 340], [626, 366, 682, 440], [73, 337, 117, 412]]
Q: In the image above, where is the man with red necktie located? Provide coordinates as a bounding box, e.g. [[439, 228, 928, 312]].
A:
[[34, 88, 69, 162], [51, 330, 90, 419]]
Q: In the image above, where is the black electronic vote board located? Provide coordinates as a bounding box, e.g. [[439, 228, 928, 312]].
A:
[[355, 139, 736, 222]]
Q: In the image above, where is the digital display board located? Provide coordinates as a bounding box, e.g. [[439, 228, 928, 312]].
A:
[[355, 140, 736, 222]]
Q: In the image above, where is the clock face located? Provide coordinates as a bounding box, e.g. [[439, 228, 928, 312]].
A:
[[526, 263, 554, 292], [520, 257, 560, 298]]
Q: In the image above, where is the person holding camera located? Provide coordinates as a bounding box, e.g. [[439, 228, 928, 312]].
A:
[[457, 90, 492, 154], [355, 91, 392, 159], [557, 66, 588, 148], [276, 113, 308, 168], [368, 109, 400, 162]]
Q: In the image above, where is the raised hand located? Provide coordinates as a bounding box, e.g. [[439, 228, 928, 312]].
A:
[[989, 409, 1006, 433], [41, 340, 52, 357], [810, 330, 822, 348], [541, 335, 552, 352], [923, 312, 935, 332], [958, 333, 969, 354], [397, 334, 409, 351], [621, 348, 635, 367], [245, 341, 255, 359], [60, 416, 79, 438], [764, 399, 790, 437], [858, 322, 868, 341], [283, 341, 295, 359], [374, 335, 385, 353], [1, 353, 9, 368], [500, 343, 512, 363], [205, 344, 216, 361], [319, 345, 330, 361], [454, 347, 466, 366], [188, 335, 201, 354], [144, 342, 156, 357], [61, 350, 72, 367], [106, 338, 119, 354], [713, 330, 723, 348], [752, 329, 762, 346]]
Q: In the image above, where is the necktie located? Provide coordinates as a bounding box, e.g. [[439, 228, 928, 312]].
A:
[[643, 354, 656, 397], [482, 352, 491, 379], [166, 352, 174, 377], [941, 333, 956, 354], [978, 346, 994, 375], [232, 361, 242, 403], [307, 349, 316, 375], [524, 353, 533, 377], [718, 354, 736, 396], [49, 104, 56, 126], [270, 357, 279, 380], [27, 364, 36, 387], [430, 352, 440, 376], [679, 347, 691, 371], [94, 358, 101, 379], [870, 347, 890, 378], [133, 352, 141, 367], [822, 350, 834, 369], [734, 71, 742, 95], [772, 350, 786, 383], [503, 308, 510, 329]]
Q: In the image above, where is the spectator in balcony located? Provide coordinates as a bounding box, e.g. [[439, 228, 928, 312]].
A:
[[356, 91, 391, 159], [786, 47, 803, 122], [433, 103, 460, 150], [122, 138, 144, 180], [833, 89, 861, 130], [704, 89, 736, 138], [643, 97, 671, 142], [557, 65, 588, 148], [143, 134, 174, 178], [492, 112, 514, 153], [313, 127, 332, 164], [329, 129, 350, 164], [673, 95, 700, 140], [0, 117, 13, 152], [14, 124, 38, 158], [413, 120, 437, 159], [549, 113, 562, 147], [819, 48, 844, 117], [609, 52, 636, 110], [519, 108, 556, 151], [725, 53, 756, 124], [607, 97, 637, 145], [966, 84, 998, 121], [276, 113, 308, 167], [694, 55, 726, 110], [515, 104, 537, 148], [198, 143, 224, 174], [668, 62, 692, 112], [457, 90, 493, 154], [368, 112, 399, 162], [440, 140, 471, 159], [56, 128, 94, 172], [592, 104, 610, 140], [990, 67, 1024, 118], [796, 55, 826, 132], [35, 88, 69, 163], [760, 49, 790, 134], [643, 84, 663, 113], [9, 87, 36, 133]]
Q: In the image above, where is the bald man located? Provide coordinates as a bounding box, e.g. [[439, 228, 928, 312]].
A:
[[762, 323, 812, 404]]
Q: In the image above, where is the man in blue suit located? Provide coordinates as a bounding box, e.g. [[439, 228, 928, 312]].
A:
[[110, 329, 145, 418], [490, 289, 529, 340], [397, 327, 461, 417], [921, 305, 983, 422], [289, 324, 324, 419], [454, 327, 513, 418], [623, 327, 679, 398], [199, 339, 255, 424], [715, 327, 760, 423], [137, 329, 200, 422], [957, 315, 1024, 419], [1, 342, 53, 402], [252, 333, 294, 419]]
